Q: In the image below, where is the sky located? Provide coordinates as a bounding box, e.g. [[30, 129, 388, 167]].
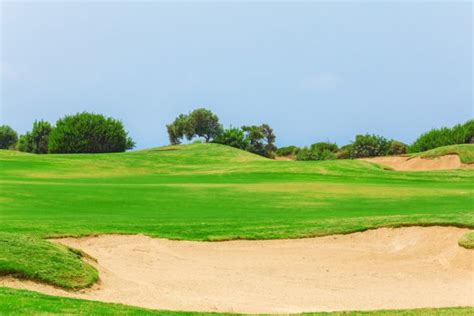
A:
[[0, 1, 472, 149]]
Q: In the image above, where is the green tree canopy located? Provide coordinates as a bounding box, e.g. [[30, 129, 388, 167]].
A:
[[410, 120, 474, 153], [48, 112, 134, 153], [0, 125, 18, 149], [351, 134, 390, 158], [166, 108, 222, 144], [242, 124, 276, 158], [18, 120, 52, 154], [213, 127, 249, 150]]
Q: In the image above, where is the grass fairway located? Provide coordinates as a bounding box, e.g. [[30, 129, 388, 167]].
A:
[[1, 288, 473, 316], [0, 143, 473, 313]]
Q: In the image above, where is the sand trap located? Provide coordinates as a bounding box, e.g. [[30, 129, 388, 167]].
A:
[[364, 154, 473, 171], [1, 227, 473, 313]]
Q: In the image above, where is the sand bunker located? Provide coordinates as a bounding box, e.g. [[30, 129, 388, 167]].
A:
[[364, 154, 473, 171], [1, 226, 473, 313]]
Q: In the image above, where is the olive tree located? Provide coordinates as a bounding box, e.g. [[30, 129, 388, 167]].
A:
[[166, 108, 222, 144]]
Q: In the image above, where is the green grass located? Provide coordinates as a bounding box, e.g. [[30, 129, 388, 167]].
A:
[[0, 233, 97, 289], [1, 288, 473, 316], [411, 144, 474, 164], [0, 143, 473, 313], [458, 232, 474, 249]]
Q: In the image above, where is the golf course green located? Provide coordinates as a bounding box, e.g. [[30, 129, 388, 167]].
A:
[[1, 143, 473, 314]]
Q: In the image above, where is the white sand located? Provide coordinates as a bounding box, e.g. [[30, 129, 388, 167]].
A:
[[2, 226, 473, 313]]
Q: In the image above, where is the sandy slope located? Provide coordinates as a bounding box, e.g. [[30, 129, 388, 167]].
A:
[[363, 154, 473, 171], [1, 227, 473, 313]]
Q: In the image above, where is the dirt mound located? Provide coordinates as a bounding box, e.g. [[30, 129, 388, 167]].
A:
[[364, 154, 473, 171], [1, 227, 473, 313]]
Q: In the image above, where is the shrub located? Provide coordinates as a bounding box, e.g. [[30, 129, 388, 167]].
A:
[[295, 147, 315, 161], [311, 142, 338, 153], [213, 127, 249, 150], [351, 134, 390, 158], [319, 149, 337, 160], [388, 141, 408, 155], [410, 120, 474, 153], [336, 144, 353, 159], [275, 146, 298, 157], [18, 120, 52, 154], [0, 125, 18, 149], [48, 112, 134, 153], [295, 142, 338, 161]]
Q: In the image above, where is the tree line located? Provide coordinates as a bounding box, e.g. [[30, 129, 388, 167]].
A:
[[0, 108, 472, 159], [0, 112, 134, 154]]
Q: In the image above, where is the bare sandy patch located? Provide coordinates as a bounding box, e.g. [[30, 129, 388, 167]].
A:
[[363, 154, 474, 171], [1, 227, 473, 313]]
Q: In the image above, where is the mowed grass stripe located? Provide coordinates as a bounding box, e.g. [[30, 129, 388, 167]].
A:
[[1, 288, 473, 316]]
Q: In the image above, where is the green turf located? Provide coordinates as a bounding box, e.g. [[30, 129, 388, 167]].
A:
[[0, 233, 97, 289], [0, 143, 473, 293], [1, 288, 473, 316], [411, 144, 474, 164], [458, 232, 474, 249]]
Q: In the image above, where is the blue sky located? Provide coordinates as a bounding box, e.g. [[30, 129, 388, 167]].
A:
[[1, 1, 472, 148]]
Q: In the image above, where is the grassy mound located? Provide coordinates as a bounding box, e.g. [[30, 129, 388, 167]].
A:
[[458, 232, 474, 249], [411, 144, 474, 164], [1, 287, 473, 315], [0, 143, 473, 289], [0, 233, 97, 289]]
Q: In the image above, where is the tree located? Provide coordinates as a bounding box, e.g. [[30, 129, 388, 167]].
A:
[[188, 108, 222, 142], [261, 124, 276, 157], [18, 133, 33, 153], [166, 108, 222, 144], [166, 114, 191, 145], [18, 120, 52, 154], [242, 124, 276, 158], [0, 125, 18, 149], [48, 112, 135, 153], [351, 134, 390, 158], [213, 127, 249, 150]]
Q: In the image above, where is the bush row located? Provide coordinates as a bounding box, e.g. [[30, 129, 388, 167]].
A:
[[0, 110, 471, 158], [409, 120, 473, 153], [289, 137, 408, 161], [273, 120, 473, 161], [1, 112, 134, 154]]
